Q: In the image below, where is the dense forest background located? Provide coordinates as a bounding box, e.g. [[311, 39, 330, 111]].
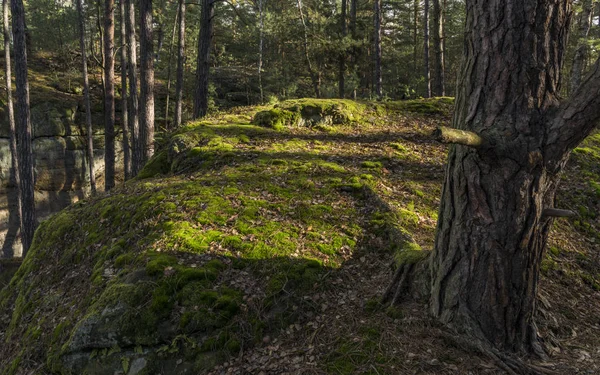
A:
[[6, 0, 600, 118]]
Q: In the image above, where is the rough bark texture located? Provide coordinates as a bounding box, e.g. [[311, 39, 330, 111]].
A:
[[104, 0, 115, 191], [428, 0, 579, 355], [76, 0, 97, 194], [432, 0, 445, 96], [139, 0, 155, 165], [10, 0, 36, 255], [164, 6, 179, 130], [4, 0, 23, 247], [120, 0, 130, 180], [194, 0, 214, 118], [125, 0, 141, 176], [570, 0, 592, 94], [373, 0, 382, 98], [174, 0, 186, 128], [423, 0, 431, 98]]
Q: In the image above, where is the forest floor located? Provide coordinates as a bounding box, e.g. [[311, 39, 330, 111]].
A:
[[1, 98, 599, 374]]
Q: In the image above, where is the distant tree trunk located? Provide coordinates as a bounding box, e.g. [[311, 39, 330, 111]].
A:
[[413, 0, 418, 73], [104, 0, 116, 191], [174, 0, 186, 128], [125, 0, 141, 175], [10, 0, 36, 255], [76, 0, 97, 194], [139, 0, 155, 164], [423, 0, 431, 98], [339, 0, 347, 98], [432, 0, 445, 96], [164, 5, 179, 130], [258, 0, 265, 103], [193, 0, 214, 118], [350, 0, 357, 37], [120, 0, 131, 180], [3, 0, 23, 244], [373, 0, 382, 98], [570, 0, 592, 94], [296, 0, 321, 98]]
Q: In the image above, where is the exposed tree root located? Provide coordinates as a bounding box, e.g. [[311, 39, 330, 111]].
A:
[[383, 255, 556, 375]]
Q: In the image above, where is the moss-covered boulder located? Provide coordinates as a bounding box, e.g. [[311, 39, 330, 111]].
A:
[[0, 99, 422, 374]]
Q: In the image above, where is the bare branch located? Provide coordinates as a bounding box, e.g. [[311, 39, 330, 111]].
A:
[[542, 208, 577, 218], [433, 126, 484, 148], [546, 59, 600, 165]]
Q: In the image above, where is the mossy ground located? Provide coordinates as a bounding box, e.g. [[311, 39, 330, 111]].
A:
[[1, 98, 599, 374]]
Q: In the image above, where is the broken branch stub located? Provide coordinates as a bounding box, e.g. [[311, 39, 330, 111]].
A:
[[433, 126, 484, 148]]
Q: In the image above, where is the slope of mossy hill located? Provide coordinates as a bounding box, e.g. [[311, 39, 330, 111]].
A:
[[0, 98, 599, 374]]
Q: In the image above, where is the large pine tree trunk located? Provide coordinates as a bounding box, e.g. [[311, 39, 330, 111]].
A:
[[174, 0, 186, 128], [10, 0, 36, 255], [194, 0, 214, 118], [139, 0, 155, 165], [125, 0, 141, 175], [432, 0, 445, 96], [4, 0, 23, 255], [373, 0, 382, 98], [76, 0, 97, 194], [104, 0, 116, 191], [429, 0, 572, 354]]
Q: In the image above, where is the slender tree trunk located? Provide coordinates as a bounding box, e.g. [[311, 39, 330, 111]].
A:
[[164, 4, 179, 130], [570, 0, 592, 94], [10, 0, 36, 255], [139, 0, 154, 164], [428, 0, 576, 355], [76, 0, 97, 194], [258, 0, 265, 103], [193, 0, 214, 118], [125, 0, 141, 175], [96, 0, 106, 95], [296, 0, 321, 98], [104, 0, 116, 191], [350, 0, 357, 38], [120, 0, 131, 180], [174, 0, 186, 128], [373, 0, 382, 98], [432, 0, 445, 96], [338, 0, 347, 98], [423, 0, 431, 98], [3, 0, 23, 248], [413, 0, 418, 73]]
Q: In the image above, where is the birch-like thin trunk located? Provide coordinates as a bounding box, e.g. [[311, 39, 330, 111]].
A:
[[76, 0, 97, 194], [139, 0, 155, 164], [174, 0, 186, 128], [3, 0, 23, 251]]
